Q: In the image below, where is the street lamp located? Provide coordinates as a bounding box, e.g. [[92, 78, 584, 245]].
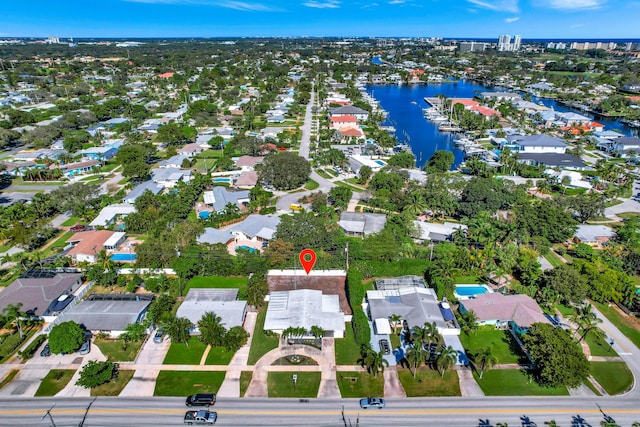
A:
[[41, 404, 57, 427]]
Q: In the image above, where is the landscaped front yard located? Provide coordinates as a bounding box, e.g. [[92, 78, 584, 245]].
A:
[[334, 324, 360, 365], [240, 371, 253, 397], [584, 333, 615, 357], [336, 371, 384, 398], [35, 369, 76, 396], [94, 338, 144, 362], [590, 362, 633, 395], [473, 369, 569, 396], [205, 346, 235, 365], [163, 337, 208, 365], [397, 368, 461, 397], [593, 302, 640, 349], [154, 371, 226, 396], [185, 275, 249, 296], [91, 369, 135, 396], [267, 372, 321, 398], [247, 306, 279, 365], [459, 327, 528, 365]]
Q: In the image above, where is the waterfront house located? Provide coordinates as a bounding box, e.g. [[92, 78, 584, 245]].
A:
[[329, 105, 369, 121], [609, 137, 640, 157], [480, 92, 522, 102], [505, 134, 567, 154], [518, 153, 586, 170]]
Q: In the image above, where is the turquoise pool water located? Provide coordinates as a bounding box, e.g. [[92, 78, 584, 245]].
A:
[[455, 285, 489, 297], [111, 253, 137, 261], [213, 177, 231, 183], [374, 160, 386, 166]]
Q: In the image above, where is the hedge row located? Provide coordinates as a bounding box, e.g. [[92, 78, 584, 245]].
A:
[[0, 333, 27, 361], [346, 268, 364, 309], [352, 308, 371, 346], [18, 334, 47, 360]]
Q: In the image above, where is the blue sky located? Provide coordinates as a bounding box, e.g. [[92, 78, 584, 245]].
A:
[[1, 0, 638, 39]]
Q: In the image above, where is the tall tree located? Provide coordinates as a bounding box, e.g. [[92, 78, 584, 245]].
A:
[[165, 317, 194, 345], [474, 347, 498, 379], [405, 345, 426, 379], [2, 303, 25, 338], [436, 346, 458, 377], [198, 312, 227, 347]]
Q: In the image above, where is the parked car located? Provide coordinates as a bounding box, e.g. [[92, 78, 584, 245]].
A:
[[184, 410, 217, 425], [378, 339, 391, 354], [69, 225, 86, 232], [79, 339, 90, 355], [185, 394, 216, 407], [153, 328, 165, 344], [40, 343, 51, 357], [359, 397, 385, 409]]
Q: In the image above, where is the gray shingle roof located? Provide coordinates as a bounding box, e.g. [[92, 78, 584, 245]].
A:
[[509, 134, 567, 148], [0, 273, 83, 317], [338, 212, 386, 236], [62, 299, 151, 331]]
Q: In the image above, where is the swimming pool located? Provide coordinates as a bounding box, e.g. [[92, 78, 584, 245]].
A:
[[374, 160, 386, 166], [213, 177, 231, 183], [236, 245, 257, 253], [454, 285, 491, 299], [110, 253, 137, 262]]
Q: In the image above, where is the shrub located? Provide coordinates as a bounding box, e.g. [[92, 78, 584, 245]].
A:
[[76, 360, 117, 389], [352, 308, 371, 346], [346, 268, 364, 309], [18, 335, 47, 360], [0, 332, 26, 360]]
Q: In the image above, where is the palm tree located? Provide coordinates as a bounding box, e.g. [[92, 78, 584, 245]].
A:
[[389, 314, 402, 335], [405, 345, 426, 379], [474, 347, 498, 379], [436, 346, 458, 377], [3, 303, 25, 338], [363, 348, 389, 377], [411, 321, 437, 348], [310, 325, 324, 340]]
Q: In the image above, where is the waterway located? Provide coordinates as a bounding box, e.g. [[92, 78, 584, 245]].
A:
[[367, 81, 636, 169]]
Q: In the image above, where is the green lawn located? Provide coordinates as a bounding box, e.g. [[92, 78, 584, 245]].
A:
[[61, 216, 80, 227], [267, 372, 320, 398], [335, 181, 364, 193], [240, 371, 252, 397], [90, 369, 135, 396], [334, 324, 361, 365], [475, 369, 568, 396], [117, 177, 130, 185], [35, 369, 76, 397], [336, 371, 384, 398], [389, 333, 401, 350], [192, 159, 214, 171], [305, 179, 319, 190], [590, 362, 633, 395], [94, 339, 144, 362], [544, 251, 565, 268], [315, 169, 332, 179], [397, 368, 461, 397], [185, 276, 248, 296], [454, 275, 481, 284], [247, 306, 279, 365], [154, 371, 226, 396], [197, 149, 223, 158], [45, 231, 73, 252], [205, 346, 235, 365], [459, 327, 527, 365], [163, 337, 208, 365], [593, 302, 640, 349], [584, 333, 615, 357]]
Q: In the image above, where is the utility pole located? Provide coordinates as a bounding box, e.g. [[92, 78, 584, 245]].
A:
[[41, 403, 57, 427], [345, 242, 349, 270]]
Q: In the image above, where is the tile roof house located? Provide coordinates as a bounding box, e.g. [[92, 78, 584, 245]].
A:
[[264, 289, 345, 338], [0, 272, 83, 319], [66, 230, 124, 263], [235, 155, 264, 171], [235, 171, 259, 189], [338, 212, 387, 237], [459, 293, 550, 333]]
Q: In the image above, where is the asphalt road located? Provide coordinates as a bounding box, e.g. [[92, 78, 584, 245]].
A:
[[2, 396, 640, 427]]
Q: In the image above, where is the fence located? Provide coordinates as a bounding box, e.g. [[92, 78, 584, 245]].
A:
[[43, 281, 95, 333]]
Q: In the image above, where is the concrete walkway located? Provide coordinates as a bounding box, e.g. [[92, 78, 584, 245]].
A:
[[456, 366, 485, 397], [119, 336, 171, 397], [383, 368, 406, 398], [217, 310, 257, 398]]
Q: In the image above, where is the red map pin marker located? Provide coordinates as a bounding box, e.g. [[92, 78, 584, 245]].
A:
[[299, 249, 317, 275]]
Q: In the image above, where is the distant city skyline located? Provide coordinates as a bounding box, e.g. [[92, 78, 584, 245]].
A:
[[1, 0, 638, 39]]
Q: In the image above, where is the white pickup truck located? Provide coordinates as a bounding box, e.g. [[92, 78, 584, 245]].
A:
[[184, 410, 217, 425]]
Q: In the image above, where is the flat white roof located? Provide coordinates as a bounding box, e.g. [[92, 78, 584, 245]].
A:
[[103, 232, 126, 248], [90, 204, 137, 227]]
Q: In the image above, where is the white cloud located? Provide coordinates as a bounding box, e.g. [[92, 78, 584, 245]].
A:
[[388, 0, 405, 4], [505, 16, 520, 22], [218, 1, 274, 10], [539, 0, 605, 9], [466, 0, 519, 13], [303, 0, 340, 8]]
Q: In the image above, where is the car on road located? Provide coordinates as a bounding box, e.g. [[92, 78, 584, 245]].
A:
[[184, 410, 217, 424], [359, 397, 385, 409], [153, 327, 165, 344], [185, 394, 216, 407], [40, 343, 51, 357], [378, 339, 391, 354]]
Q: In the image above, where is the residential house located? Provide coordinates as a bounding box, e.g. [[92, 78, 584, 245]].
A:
[[235, 156, 264, 171], [178, 143, 204, 157], [546, 170, 592, 189], [330, 115, 358, 129], [505, 134, 567, 154], [459, 293, 550, 334], [572, 224, 616, 248], [0, 271, 83, 321], [329, 105, 369, 121], [66, 230, 125, 263], [61, 294, 153, 338], [203, 187, 250, 213], [123, 181, 164, 204], [197, 214, 280, 253], [480, 92, 522, 102], [151, 168, 192, 188], [78, 146, 118, 162], [235, 171, 259, 189], [348, 155, 387, 174], [518, 153, 586, 170], [176, 289, 247, 334], [158, 154, 191, 168], [609, 137, 640, 157], [338, 212, 387, 237], [264, 289, 345, 338], [412, 221, 467, 242], [55, 160, 101, 178], [90, 204, 137, 227]]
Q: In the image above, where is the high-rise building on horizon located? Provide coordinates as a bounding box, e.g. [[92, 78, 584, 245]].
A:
[[498, 34, 521, 52]]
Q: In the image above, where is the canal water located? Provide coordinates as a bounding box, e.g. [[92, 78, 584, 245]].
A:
[[367, 82, 635, 168]]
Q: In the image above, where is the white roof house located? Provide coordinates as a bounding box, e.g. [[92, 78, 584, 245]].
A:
[[90, 204, 137, 227], [264, 289, 345, 338], [573, 225, 616, 248], [413, 221, 467, 242], [176, 289, 247, 334]]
